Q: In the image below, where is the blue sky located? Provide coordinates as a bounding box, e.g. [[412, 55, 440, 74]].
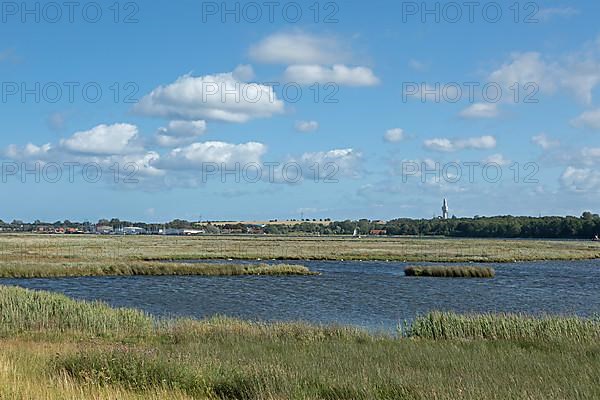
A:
[[2, 1, 600, 222]]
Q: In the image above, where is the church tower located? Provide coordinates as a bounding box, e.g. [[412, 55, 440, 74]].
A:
[[442, 198, 449, 220]]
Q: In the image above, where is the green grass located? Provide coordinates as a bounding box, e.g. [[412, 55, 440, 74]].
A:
[[0, 285, 599, 399], [0, 262, 318, 279], [53, 350, 208, 397], [405, 311, 600, 341], [2, 233, 600, 264], [404, 265, 496, 278], [0, 284, 154, 336]]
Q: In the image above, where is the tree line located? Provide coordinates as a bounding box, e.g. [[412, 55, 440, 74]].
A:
[[2, 213, 600, 239]]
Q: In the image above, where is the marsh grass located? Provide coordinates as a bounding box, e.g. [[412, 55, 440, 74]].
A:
[[0, 262, 317, 279], [1, 233, 600, 264], [0, 286, 599, 399], [406, 311, 600, 342], [53, 350, 208, 397], [0, 285, 154, 337], [404, 265, 496, 278]]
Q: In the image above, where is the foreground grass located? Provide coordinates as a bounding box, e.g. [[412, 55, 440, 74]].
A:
[[0, 261, 317, 279], [404, 266, 496, 278], [0, 285, 599, 399]]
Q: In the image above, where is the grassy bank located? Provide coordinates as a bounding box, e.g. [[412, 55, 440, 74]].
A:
[[404, 265, 496, 278], [1, 234, 600, 265], [0, 285, 599, 399], [0, 261, 317, 279]]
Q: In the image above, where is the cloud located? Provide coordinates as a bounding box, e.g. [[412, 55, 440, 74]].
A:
[[424, 135, 496, 152], [60, 123, 142, 155], [537, 7, 580, 21], [249, 32, 348, 65], [134, 71, 285, 123], [408, 59, 428, 72], [532, 133, 560, 150], [459, 103, 499, 119], [156, 141, 267, 170], [488, 52, 558, 95], [580, 147, 600, 166], [408, 47, 600, 106], [0, 48, 21, 64], [384, 128, 405, 143], [5, 143, 53, 160], [549, 146, 600, 169], [6, 126, 163, 182], [156, 120, 207, 147], [158, 120, 207, 137], [297, 148, 363, 179], [489, 43, 600, 105], [571, 108, 600, 130], [484, 153, 511, 166], [561, 166, 600, 193], [250, 31, 379, 87], [46, 112, 68, 132], [232, 64, 255, 81], [295, 120, 319, 133], [284, 64, 379, 86]]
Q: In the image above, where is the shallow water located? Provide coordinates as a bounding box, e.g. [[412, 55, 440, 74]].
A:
[[2, 259, 600, 331]]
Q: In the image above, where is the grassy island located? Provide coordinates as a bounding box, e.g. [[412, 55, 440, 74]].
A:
[[404, 265, 496, 278], [0, 261, 317, 279]]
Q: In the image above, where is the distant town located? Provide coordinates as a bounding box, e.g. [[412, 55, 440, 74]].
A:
[[1, 210, 600, 239]]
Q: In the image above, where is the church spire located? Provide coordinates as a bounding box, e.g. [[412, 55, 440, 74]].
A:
[[442, 198, 449, 219]]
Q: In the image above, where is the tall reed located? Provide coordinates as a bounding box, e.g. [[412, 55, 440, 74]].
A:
[[404, 266, 495, 278]]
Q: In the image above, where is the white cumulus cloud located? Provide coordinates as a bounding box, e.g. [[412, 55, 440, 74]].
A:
[[156, 120, 208, 147], [532, 133, 560, 149], [561, 166, 600, 193], [571, 108, 600, 130], [424, 135, 497, 152], [156, 141, 267, 170], [459, 103, 499, 119], [60, 123, 142, 155], [295, 120, 319, 133], [384, 128, 405, 143], [484, 153, 511, 166], [134, 71, 285, 123], [284, 64, 379, 86], [249, 32, 348, 65]]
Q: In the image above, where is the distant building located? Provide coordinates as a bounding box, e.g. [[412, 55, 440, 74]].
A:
[[182, 229, 204, 236], [442, 198, 449, 220], [96, 226, 114, 235], [122, 226, 146, 235], [369, 229, 387, 236], [163, 228, 183, 236]]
